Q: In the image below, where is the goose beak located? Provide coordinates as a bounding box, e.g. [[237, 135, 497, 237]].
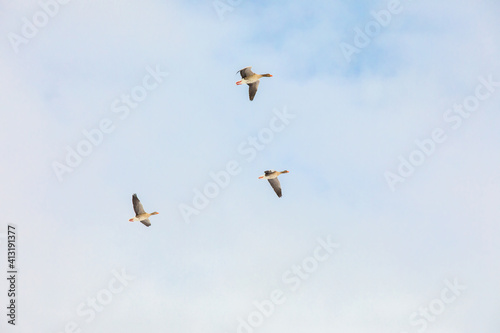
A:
[[258, 176, 264, 179]]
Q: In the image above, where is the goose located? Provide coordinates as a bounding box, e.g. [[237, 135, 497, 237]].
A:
[[258, 170, 289, 198], [129, 193, 158, 227], [236, 66, 272, 101]]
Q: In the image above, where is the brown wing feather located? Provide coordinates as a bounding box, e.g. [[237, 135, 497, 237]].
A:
[[140, 219, 151, 227], [248, 81, 260, 101], [268, 178, 282, 198], [132, 194, 146, 215], [239, 66, 255, 78]]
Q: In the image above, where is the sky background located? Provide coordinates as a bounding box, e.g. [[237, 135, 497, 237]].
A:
[[1, 0, 500, 332]]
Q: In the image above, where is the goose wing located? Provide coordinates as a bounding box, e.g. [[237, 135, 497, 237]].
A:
[[140, 219, 151, 227], [268, 178, 282, 198], [248, 81, 260, 101], [264, 170, 276, 176], [132, 194, 146, 215], [239, 66, 255, 78]]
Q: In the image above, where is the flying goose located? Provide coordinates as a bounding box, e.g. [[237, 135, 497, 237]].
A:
[[258, 170, 289, 198], [129, 193, 158, 227], [236, 66, 272, 101]]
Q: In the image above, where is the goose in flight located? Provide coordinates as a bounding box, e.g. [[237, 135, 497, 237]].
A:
[[129, 193, 158, 227], [236, 66, 272, 101], [258, 170, 289, 198]]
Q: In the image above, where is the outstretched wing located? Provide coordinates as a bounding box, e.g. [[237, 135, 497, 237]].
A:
[[132, 194, 146, 215], [268, 178, 282, 198], [239, 66, 254, 78], [248, 81, 260, 101], [140, 219, 151, 227]]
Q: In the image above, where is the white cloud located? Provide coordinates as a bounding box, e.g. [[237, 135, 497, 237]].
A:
[[0, 0, 499, 332]]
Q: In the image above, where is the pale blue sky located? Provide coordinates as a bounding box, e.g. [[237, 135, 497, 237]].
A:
[[1, 0, 500, 332]]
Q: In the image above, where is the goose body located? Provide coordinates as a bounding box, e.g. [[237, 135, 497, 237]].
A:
[[258, 170, 289, 198], [129, 193, 158, 227], [236, 66, 272, 101]]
